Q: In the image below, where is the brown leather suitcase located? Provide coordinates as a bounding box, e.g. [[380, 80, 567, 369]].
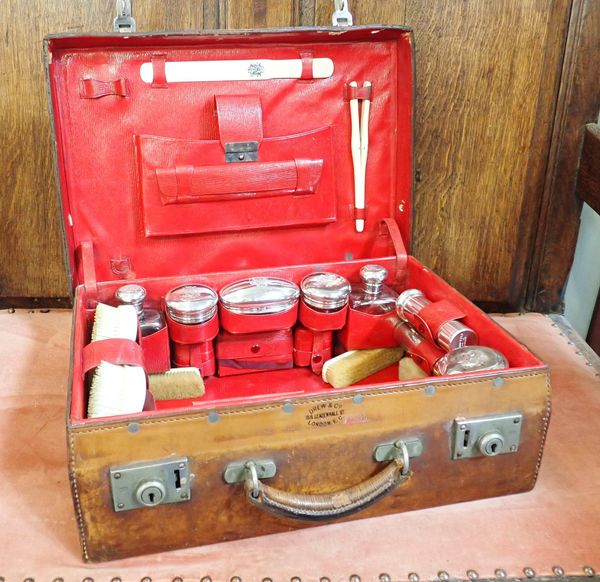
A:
[[45, 25, 551, 562]]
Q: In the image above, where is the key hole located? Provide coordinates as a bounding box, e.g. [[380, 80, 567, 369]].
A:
[[148, 492, 155, 503], [174, 469, 181, 489], [463, 429, 471, 448], [490, 442, 498, 454]]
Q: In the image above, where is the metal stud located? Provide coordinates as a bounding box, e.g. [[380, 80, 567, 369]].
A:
[[583, 566, 596, 577], [82, 578, 94, 582], [353, 394, 364, 405], [349, 576, 361, 582], [173, 578, 183, 582], [408, 573, 420, 582], [24, 578, 34, 582], [438, 571, 450, 581], [53, 579, 64, 582], [495, 570, 507, 579], [140, 578, 152, 582], [208, 412, 220, 423], [283, 402, 295, 413], [262, 578, 273, 582], [493, 377, 505, 388], [320, 578, 331, 582], [379, 574, 392, 582], [201, 578, 212, 582], [552, 567, 565, 577], [110, 578, 122, 582], [291, 578, 302, 582], [523, 567, 536, 578], [425, 385, 437, 396], [230, 577, 242, 582], [467, 570, 479, 580]]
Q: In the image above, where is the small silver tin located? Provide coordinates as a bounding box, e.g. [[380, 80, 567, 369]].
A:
[[165, 284, 218, 325], [219, 277, 300, 315], [301, 272, 350, 312], [432, 346, 508, 376], [115, 284, 146, 316]]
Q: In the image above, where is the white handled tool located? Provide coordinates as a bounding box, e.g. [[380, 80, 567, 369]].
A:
[[140, 58, 334, 83], [349, 81, 371, 233]]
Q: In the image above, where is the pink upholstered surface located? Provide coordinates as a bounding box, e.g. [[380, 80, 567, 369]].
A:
[[1, 310, 599, 580]]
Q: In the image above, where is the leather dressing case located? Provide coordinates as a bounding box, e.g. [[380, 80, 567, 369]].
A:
[[45, 26, 551, 562]]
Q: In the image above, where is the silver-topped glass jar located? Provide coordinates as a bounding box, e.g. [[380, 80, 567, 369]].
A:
[[301, 272, 351, 313], [396, 288, 478, 351], [115, 284, 165, 336], [349, 265, 398, 315], [165, 285, 218, 325], [219, 277, 299, 315]]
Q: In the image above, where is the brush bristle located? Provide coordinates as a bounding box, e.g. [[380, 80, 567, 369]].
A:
[[87, 303, 146, 419], [322, 348, 404, 388], [398, 356, 429, 381], [148, 368, 205, 400]]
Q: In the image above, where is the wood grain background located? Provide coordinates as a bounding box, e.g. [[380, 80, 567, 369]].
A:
[[0, 0, 595, 310]]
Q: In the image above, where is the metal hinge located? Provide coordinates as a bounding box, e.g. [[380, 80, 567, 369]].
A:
[[332, 0, 353, 26], [113, 0, 136, 33], [225, 141, 259, 163]]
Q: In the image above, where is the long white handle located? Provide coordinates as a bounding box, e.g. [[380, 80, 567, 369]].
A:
[[349, 82, 363, 233], [140, 58, 334, 83], [358, 81, 371, 234]]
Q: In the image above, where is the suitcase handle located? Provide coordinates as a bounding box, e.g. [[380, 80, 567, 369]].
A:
[[242, 455, 410, 521]]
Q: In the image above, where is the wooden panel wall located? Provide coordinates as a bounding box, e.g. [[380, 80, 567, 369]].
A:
[[0, 0, 587, 311]]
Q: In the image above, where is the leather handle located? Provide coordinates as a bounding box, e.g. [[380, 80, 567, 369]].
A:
[[243, 457, 410, 521]]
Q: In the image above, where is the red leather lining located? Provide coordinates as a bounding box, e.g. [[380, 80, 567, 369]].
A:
[[155, 158, 323, 204], [82, 338, 144, 374], [79, 78, 128, 99], [139, 326, 171, 374], [215, 94, 263, 150]]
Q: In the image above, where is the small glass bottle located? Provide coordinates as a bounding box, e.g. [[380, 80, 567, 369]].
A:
[[349, 265, 398, 315], [115, 284, 165, 337]]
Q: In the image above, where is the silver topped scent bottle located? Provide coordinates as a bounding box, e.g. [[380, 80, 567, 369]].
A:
[[301, 272, 351, 313], [115, 284, 165, 336], [349, 265, 398, 315]]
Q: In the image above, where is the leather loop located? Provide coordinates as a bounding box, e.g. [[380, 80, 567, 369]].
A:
[[418, 299, 467, 339], [79, 78, 128, 99], [298, 301, 348, 331], [300, 50, 314, 80], [245, 457, 409, 521], [82, 338, 144, 374], [380, 218, 408, 273], [344, 83, 373, 101], [151, 54, 168, 88], [155, 159, 323, 204], [78, 241, 98, 304], [166, 313, 219, 344], [354, 207, 367, 221], [215, 95, 263, 151]]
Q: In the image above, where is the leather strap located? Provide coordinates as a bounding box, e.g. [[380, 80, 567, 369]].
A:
[[151, 54, 168, 88], [344, 83, 373, 101], [79, 78, 128, 99], [78, 241, 98, 304], [380, 218, 408, 273], [215, 95, 263, 151], [82, 338, 144, 374], [155, 159, 323, 204], [300, 51, 314, 80], [418, 299, 467, 339]]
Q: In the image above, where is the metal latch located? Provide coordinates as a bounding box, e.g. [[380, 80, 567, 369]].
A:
[[373, 437, 423, 475], [110, 457, 190, 512], [223, 459, 276, 484], [332, 0, 353, 26], [225, 141, 259, 163], [451, 412, 523, 460], [113, 0, 136, 33]]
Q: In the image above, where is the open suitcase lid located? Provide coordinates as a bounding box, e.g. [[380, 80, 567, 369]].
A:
[[45, 27, 414, 291]]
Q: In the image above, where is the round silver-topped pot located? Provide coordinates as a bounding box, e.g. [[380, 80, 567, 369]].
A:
[[115, 284, 147, 316], [219, 277, 300, 315], [301, 272, 351, 313], [165, 284, 218, 325]]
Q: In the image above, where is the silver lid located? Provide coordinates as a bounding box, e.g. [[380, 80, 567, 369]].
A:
[[437, 321, 478, 350], [219, 277, 300, 315], [301, 272, 350, 311], [432, 346, 508, 376], [360, 264, 388, 294], [115, 284, 146, 316], [165, 284, 218, 324]]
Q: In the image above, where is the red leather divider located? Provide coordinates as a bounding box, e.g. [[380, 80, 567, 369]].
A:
[[82, 338, 144, 373], [298, 301, 348, 332], [216, 329, 293, 377], [155, 158, 323, 204], [166, 313, 219, 376], [139, 326, 171, 374], [337, 308, 399, 350], [293, 326, 333, 374], [79, 78, 128, 99], [215, 94, 263, 148], [219, 304, 298, 334]]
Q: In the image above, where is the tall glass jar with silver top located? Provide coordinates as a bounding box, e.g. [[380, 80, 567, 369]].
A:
[[115, 284, 165, 336]]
